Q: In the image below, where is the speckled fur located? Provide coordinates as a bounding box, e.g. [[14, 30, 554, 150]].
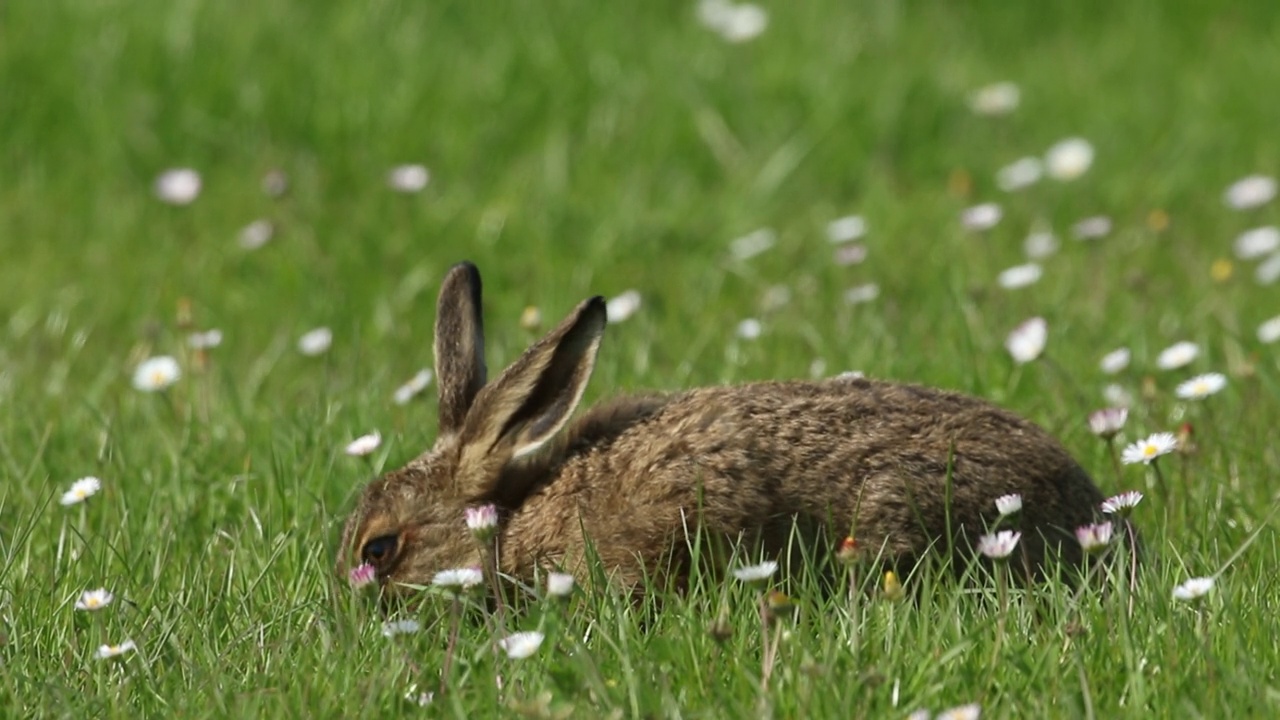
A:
[[338, 263, 1109, 599]]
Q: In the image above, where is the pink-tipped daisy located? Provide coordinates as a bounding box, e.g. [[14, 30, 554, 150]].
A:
[[1100, 491, 1144, 517], [976, 531, 1021, 560], [1075, 522, 1115, 553], [1088, 407, 1128, 439]]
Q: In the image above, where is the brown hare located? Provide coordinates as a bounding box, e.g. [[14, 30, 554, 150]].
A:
[[338, 262, 1110, 598]]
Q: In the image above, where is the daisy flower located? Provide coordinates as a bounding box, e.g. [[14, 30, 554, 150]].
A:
[[1099, 347, 1131, 375], [1101, 490, 1144, 517], [1121, 432, 1177, 465], [348, 563, 377, 588], [432, 567, 484, 590], [1224, 174, 1276, 210], [1233, 226, 1279, 260], [960, 203, 1002, 231], [74, 588, 114, 611], [381, 619, 421, 638], [833, 243, 868, 266], [1005, 317, 1047, 364], [154, 168, 201, 205], [976, 531, 1021, 560], [1023, 230, 1059, 259], [1044, 138, 1094, 181], [606, 290, 641, 323], [736, 318, 763, 340], [826, 215, 867, 244], [1156, 341, 1199, 370], [297, 327, 333, 356], [843, 283, 880, 306], [994, 494, 1022, 516], [60, 476, 102, 506], [238, 219, 275, 250], [996, 156, 1042, 192], [968, 81, 1020, 116], [96, 640, 137, 659], [937, 703, 982, 720], [187, 329, 223, 350], [344, 432, 381, 457], [1072, 216, 1112, 240], [1256, 253, 1280, 285], [1175, 372, 1226, 400], [1103, 383, 1133, 408], [132, 356, 181, 392], [392, 369, 433, 405], [497, 631, 545, 659], [387, 164, 430, 193], [1172, 576, 1215, 601], [1258, 316, 1280, 344], [996, 263, 1042, 290], [546, 572, 575, 598], [1075, 522, 1115, 553], [465, 504, 498, 542], [1088, 407, 1128, 439], [732, 561, 778, 585]]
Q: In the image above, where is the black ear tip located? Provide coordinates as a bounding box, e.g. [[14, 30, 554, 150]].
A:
[[585, 296, 608, 322]]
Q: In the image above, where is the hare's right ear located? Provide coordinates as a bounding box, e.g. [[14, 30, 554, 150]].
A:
[[454, 296, 606, 496], [434, 262, 488, 435]]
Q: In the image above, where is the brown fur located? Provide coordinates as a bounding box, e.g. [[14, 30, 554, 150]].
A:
[[338, 262, 1109, 599]]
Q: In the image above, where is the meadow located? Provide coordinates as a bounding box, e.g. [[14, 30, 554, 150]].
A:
[[3, 0, 1280, 716]]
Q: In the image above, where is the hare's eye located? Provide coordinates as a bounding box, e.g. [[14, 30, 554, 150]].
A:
[[362, 535, 398, 566]]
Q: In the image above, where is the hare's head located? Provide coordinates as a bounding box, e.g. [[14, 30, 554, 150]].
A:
[[337, 262, 607, 597]]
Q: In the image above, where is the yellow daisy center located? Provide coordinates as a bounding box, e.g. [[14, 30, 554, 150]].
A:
[[1143, 445, 1158, 457]]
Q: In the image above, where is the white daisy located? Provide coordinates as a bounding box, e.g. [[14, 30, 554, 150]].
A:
[[238, 219, 275, 250], [826, 215, 867, 244], [1075, 522, 1115, 553], [960, 203, 1002, 231], [546, 572, 575, 598], [345, 432, 381, 457], [1072, 216, 1112, 240], [431, 567, 484, 590], [996, 157, 1042, 192], [497, 631, 545, 659], [381, 619, 421, 638], [968, 81, 1020, 116], [1044, 138, 1094, 181], [1121, 432, 1178, 465], [1103, 383, 1133, 408], [297, 327, 333, 356], [732, 561, 778, 584], [1156, 341, 1199, 370], [1099, 347, 1131, 374], [404, 684, 434, 706], [1257, 315, 1280, 344], [1256, 252, 1280, 285], [187, 329, 223, 350], [997, 263, 1042, 290], [843, 283, 880, 306], [1233, 226, 1279, 260], [1087, 407, 1128, 438], [96, 640, 137, 659], [1005, 317, 1047, 364], [606, 290, 642, 323], [833, 243, 868, 266], [392, 369, 433, 405], [1101, 490, 1144, 516], [1176, 372, 1226, 400], [994, 494, 1022, 516], [60, 476, 102, 506], [387, 164, 430, 193], [74, 588, 114, 611], [729, 228, 776, 261], [1223, 175, 1276, 210], [977, 530, 1020, 560], [132, 356, 181, 392], [154, 168, 201, 205], [1172, 577, 1215, 601], [736, 318, 763, 340], [937, 703, 982, 720], [1023, 230, 1059, 259]]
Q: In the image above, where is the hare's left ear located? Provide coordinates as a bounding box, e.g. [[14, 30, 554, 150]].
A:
[[434, 262, 488, 436], [454, 296, 606, 491]]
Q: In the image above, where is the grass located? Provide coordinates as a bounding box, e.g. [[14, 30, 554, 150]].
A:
[[3, 0, 1280, 716]]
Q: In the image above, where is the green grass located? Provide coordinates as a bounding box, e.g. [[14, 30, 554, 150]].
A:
[[3, 0, 1280, 716]]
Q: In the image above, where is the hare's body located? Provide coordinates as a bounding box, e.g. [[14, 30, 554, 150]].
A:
[[339, 262, 1111, 599], [502, 379, 1101, 586]]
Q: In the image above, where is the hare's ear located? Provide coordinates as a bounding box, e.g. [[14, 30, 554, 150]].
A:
[[434, 262, 488, 435], [457, 296, 606, 479]]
